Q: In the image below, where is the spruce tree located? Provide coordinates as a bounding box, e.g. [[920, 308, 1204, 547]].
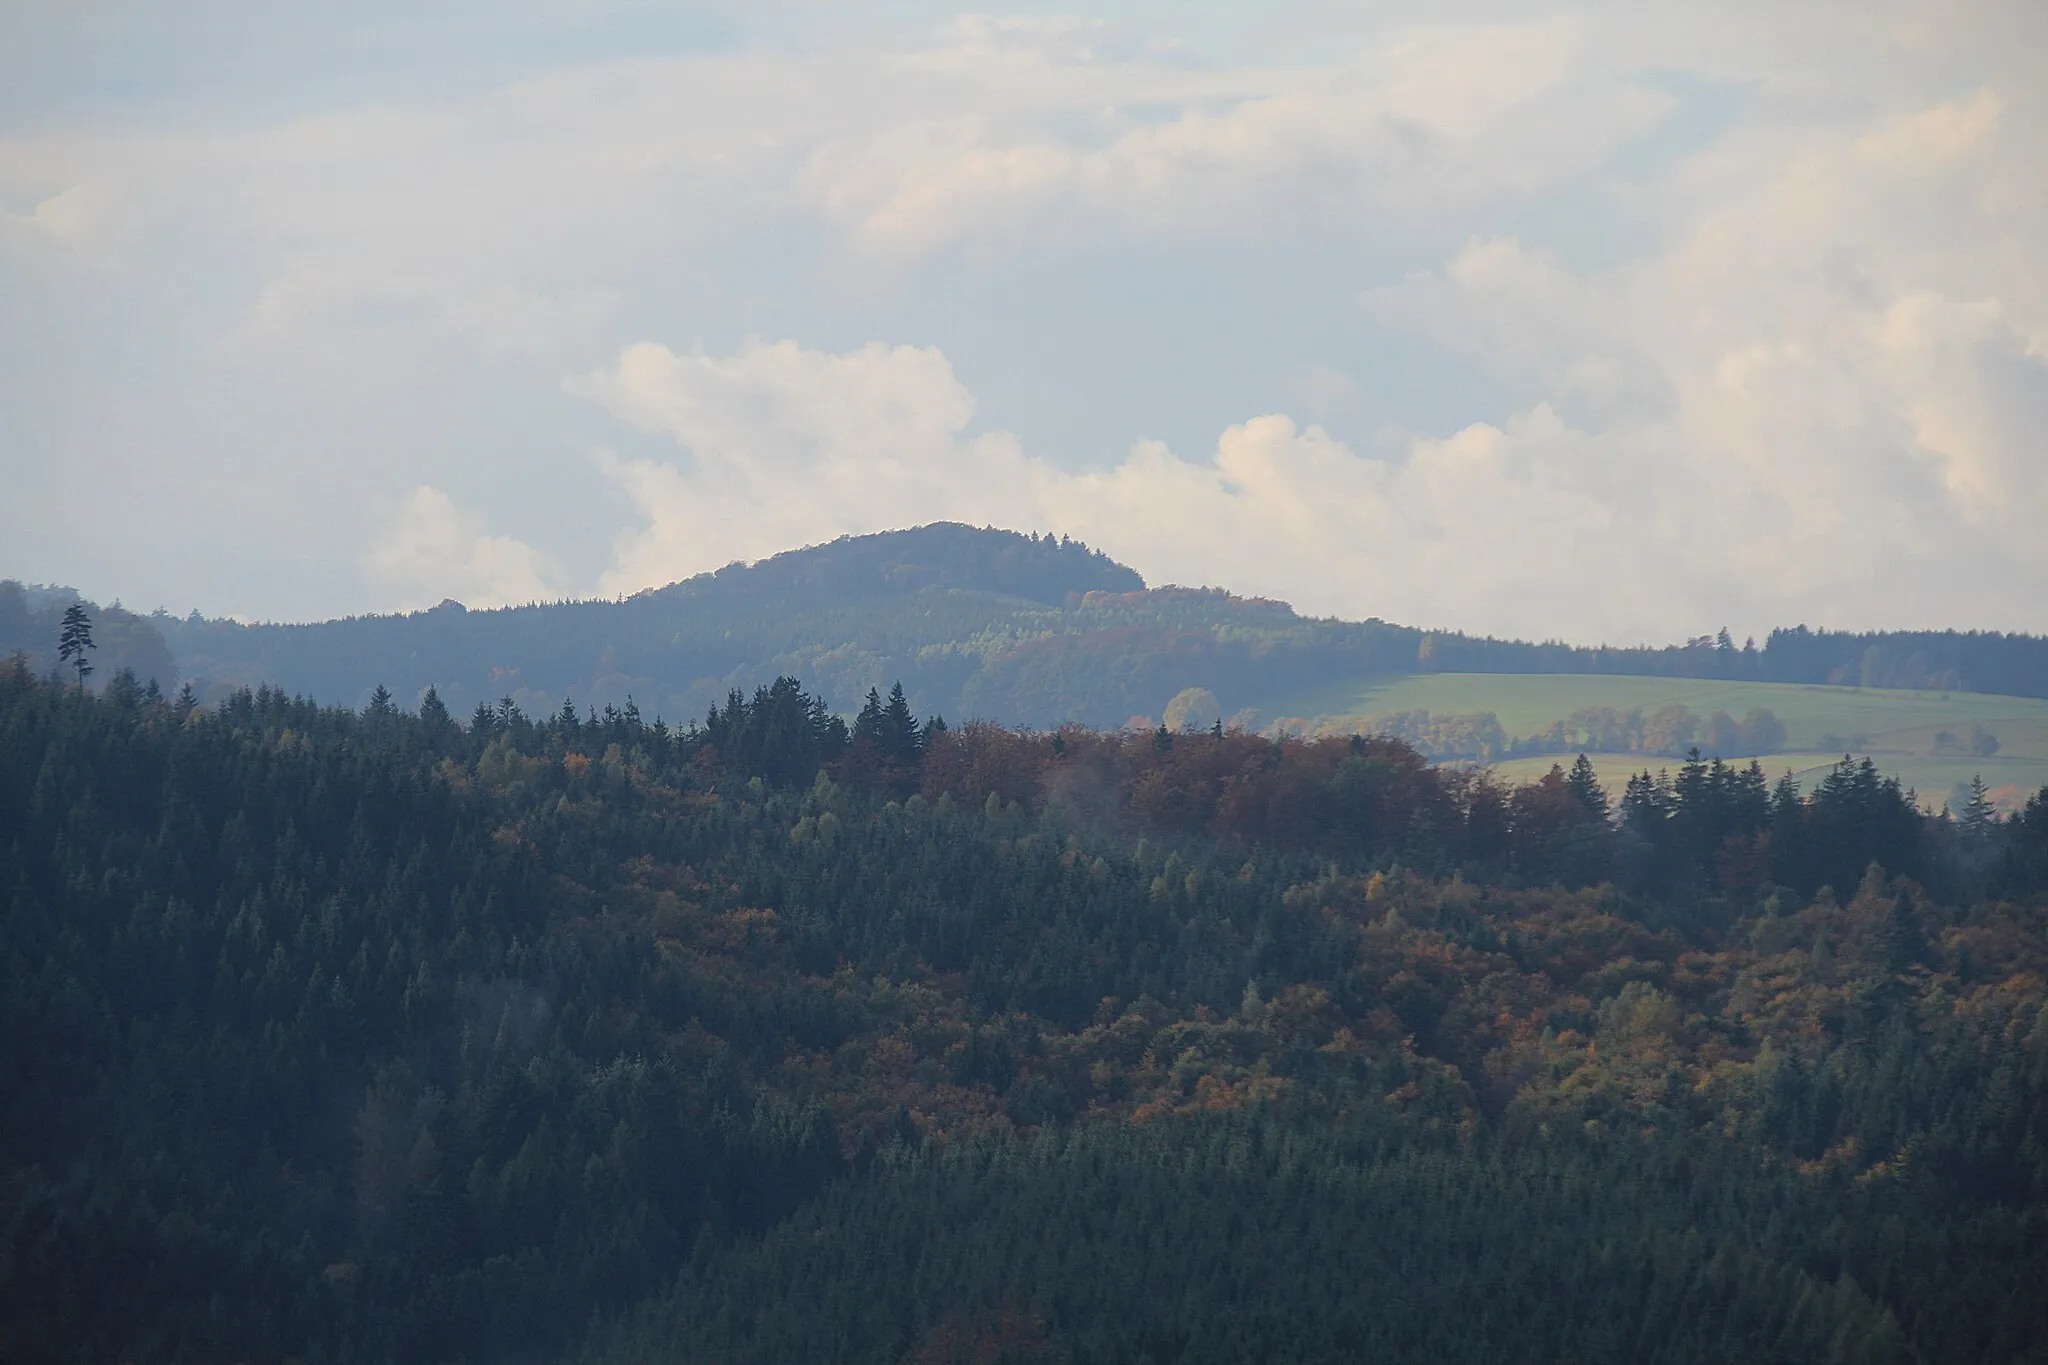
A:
[[1566, 754, 1607, 818], [419, 687, 455, 741], [854, 688, 885, 749], [881, 682, 920, 764], [1959, 775, 1997, 846]]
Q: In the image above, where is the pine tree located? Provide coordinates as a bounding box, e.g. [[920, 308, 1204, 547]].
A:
[[57, 602, 95, 685]]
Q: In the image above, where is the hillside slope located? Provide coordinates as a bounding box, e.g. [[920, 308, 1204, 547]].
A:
[[10, 524, 2048, 731], [150, 524, 1448, 726]]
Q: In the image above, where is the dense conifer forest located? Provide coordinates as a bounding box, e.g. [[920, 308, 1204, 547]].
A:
[[3, 662, 2047, 1362]]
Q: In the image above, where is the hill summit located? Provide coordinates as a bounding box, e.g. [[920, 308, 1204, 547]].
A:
[[147, 523, 1186, 725], [644, 522, 1146, 607], [10, 522, 2048, 735]]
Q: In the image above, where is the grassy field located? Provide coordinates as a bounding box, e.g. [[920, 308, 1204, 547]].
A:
[[1261, 673, 2048, 812]]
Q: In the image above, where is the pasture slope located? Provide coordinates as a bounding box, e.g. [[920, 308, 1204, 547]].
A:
[[1263, 672, 2048, 812]]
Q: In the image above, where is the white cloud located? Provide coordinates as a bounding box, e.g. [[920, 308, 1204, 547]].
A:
[[1358, 76, 2048, 633], [3, 0, 2046, 639], [0, 14, 1678, 295], [363, 486, 563, 610], [575, 339, 1042, 591], [0, 181, 106, 252], [796, 16, 1674, 252], [573, 337, 1674, 639], [575, 259, 2048, 642]]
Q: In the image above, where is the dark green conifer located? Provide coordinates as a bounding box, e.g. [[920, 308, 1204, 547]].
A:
[[57, 601, 94, 685], [1566, 754, 1607, 818]]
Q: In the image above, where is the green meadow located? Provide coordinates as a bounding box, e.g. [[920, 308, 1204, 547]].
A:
[[1262, 673, 2048, 812]]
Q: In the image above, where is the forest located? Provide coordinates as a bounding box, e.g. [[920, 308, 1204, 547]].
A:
[[2, 659, 2046, 1363], [11, 524, 2048, 730]]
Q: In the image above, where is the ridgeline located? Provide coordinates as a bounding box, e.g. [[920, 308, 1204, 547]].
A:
[[9, 524, 2048, 731]]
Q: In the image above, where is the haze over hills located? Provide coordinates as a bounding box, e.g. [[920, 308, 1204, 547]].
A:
[[13, 5, 2048, 1362], [7, 522, 2048, 741]]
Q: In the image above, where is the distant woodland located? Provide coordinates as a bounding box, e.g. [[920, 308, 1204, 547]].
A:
[[7, 524, 2048, 731], [3, 664, 2046, 1362]]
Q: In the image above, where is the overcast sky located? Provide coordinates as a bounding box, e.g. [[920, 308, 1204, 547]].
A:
[[3, 0, 2044, 643]]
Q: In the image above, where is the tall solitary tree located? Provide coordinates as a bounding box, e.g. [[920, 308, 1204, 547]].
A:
[[57, 602, 95, 686]]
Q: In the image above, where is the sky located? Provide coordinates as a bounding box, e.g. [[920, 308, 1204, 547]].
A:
[[2, 0, 2044, 644]]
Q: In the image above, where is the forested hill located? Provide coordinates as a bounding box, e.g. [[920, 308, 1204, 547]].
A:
[[4, 666, 2047, 1363], [0, 580, 177, 687], [161, 523, 1165, 725], [9, 523, 2048, 728]]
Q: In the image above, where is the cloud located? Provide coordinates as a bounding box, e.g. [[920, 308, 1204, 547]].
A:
[[4, 0, 2046, 638], [574, 339, 1041, 591], [1, 13, 1677, 299], [572, 337, 1670, 639], [363, 486, 563, 610], [576, 257, 2048, 642], [796, 16, 1674, 252], [0, 182, 106, 251], [1358, 77, 2048, 632]]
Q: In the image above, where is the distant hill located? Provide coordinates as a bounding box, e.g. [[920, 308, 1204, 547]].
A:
[[8, 522, 2048, 728], [0, 580, 177, 689], [150, 524, 1174, 725]]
